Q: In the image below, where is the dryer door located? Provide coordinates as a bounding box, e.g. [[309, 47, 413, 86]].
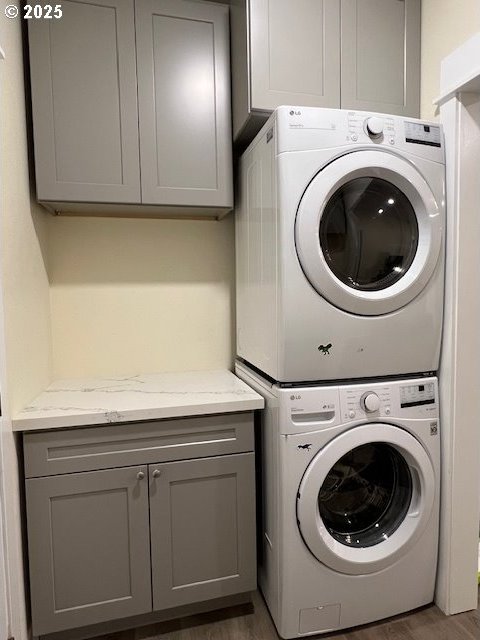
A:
[[296, 423, 435, 575], [295, 150, 443, 315]]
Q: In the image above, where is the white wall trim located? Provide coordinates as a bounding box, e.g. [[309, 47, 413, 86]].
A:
[[0, 421, 11, 640], [0, 49, 11, 638], [436, 35, 480, 614], [435, 32, 480, 105]]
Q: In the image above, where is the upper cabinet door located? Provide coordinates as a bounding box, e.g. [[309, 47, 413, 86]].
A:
[[135, 0, 233, 208], [28, 0, 141, 203], [340, 0, 420, 117], [249, 0, 341, 112]]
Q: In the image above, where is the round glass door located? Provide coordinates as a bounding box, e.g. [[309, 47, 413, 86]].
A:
[[296, 424, 436, 575], [295, 151, 443, 316], [319, 178, 418, 292], [318, 443, 412, 548]]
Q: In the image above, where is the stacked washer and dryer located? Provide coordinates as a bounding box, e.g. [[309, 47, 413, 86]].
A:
[[235, 107, 445, 638]]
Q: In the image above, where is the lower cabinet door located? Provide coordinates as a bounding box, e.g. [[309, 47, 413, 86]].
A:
[[26, 466, 152, 635], [149, 453, 256, 610]]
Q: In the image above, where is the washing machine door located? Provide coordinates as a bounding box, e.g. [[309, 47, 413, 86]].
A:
[[296, 423, 436, 575], [295, 150, 442, 315]]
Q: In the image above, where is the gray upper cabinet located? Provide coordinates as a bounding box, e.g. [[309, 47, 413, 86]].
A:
[[231, 0, 341, 142], [149, 453, 256, 610], [136, 0, 233, 209], [28, 0, 233, 217], [26, 466, 152, 636], [249, 0, 341, 114], [28, 0, 141, 204], [231, 0, 420, 145], [340, 0, 420, 116]]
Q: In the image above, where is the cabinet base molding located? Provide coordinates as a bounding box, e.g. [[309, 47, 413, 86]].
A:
[[39, 201, 232, 221], [37, 592, 253, 640]]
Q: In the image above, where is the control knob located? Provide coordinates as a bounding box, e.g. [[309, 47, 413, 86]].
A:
[[361, 392, 381, 413], [365, 116, 384, 138]]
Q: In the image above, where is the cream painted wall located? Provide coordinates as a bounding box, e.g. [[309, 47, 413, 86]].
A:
[[1, 21, 52, 414], [48, 216, 235, 379], [421, 0, 480, 119], [0, 8, 53, 640]]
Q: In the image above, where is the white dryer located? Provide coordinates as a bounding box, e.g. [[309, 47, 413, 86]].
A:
[[236, 107, 445, 382], [236, 362, 440, 638]]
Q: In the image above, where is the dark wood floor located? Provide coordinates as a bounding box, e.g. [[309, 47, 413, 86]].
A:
[[95, 589, 480, 640]]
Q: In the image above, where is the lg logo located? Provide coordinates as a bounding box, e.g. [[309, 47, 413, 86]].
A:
[[289, 110, 301, 116]]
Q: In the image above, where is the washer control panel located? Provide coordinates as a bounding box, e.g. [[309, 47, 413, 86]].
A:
[[277, 375, 439, 434], [400, 382, 435, 408], [339, 377, 438, 422]]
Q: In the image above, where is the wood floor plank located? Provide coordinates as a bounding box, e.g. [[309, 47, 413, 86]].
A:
[[91, 589, 480, 640], [346, 619, 416, 640]]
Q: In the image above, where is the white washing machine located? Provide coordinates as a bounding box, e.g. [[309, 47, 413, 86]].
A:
[[236, 107, 445, 383], [236, 362, 440, 638]]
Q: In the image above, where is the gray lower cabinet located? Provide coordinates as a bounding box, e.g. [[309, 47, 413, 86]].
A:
[[150, 454, 256, 610], [26, 466, 152, 636], [24, 414, 256, 637]]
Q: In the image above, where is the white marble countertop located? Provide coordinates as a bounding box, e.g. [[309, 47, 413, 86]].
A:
[[12, 370, 264, 431]]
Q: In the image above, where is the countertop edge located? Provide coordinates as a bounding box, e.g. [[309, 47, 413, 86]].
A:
[[12, 396, 265, 432]]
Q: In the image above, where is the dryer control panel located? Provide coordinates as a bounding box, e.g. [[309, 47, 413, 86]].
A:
[[404, 121, 441, 148], [275, 106, 445, 164]]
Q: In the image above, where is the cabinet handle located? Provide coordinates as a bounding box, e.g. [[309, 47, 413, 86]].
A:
[[136, 471, 145, 480], [152, 469, 161, 478]]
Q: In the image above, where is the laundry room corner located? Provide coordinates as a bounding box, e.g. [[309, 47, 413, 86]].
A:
[[2, 2, 480, 640]]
